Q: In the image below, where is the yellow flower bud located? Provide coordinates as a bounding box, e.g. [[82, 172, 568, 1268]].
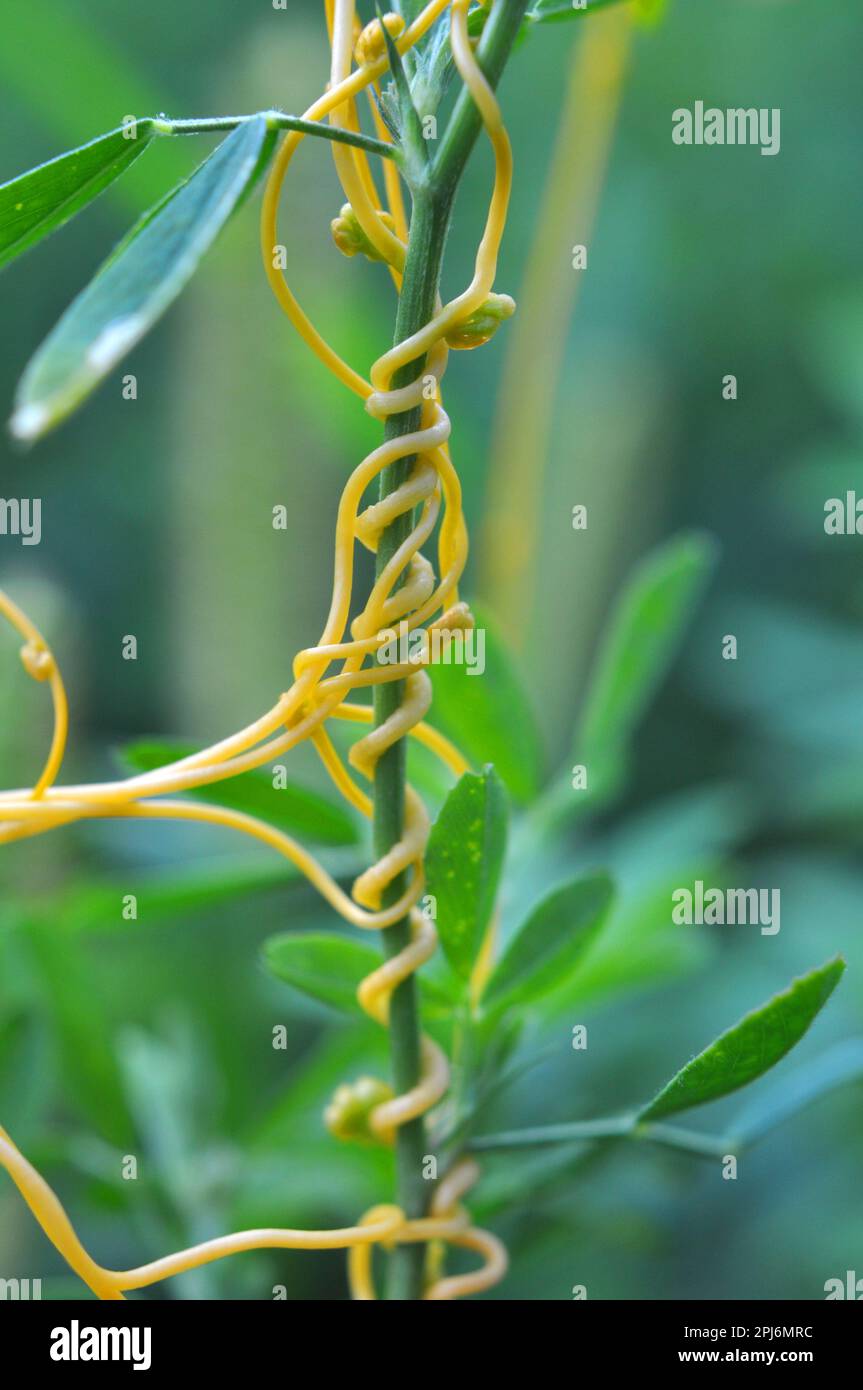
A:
[[324, 1075, 396, 1145], [354, 13, 405, 69], [445, 292, 516, 350], [331, 203, 398, 263]]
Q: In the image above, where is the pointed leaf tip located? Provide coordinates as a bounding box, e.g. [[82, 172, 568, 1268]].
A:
[[0, 120, 161, 272], [639, 956, 846, 1122]]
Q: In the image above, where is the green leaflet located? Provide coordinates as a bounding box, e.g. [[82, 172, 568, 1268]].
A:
[[425, 766, 509, 980], [263, 932, 453, 1017], [483, 873, 613, 1010], [639, 957, 846, 1122], [10, 116, 276, 441], [575, 532, 717, 799], [0, 120, 161, 270], [264, 933, 383, 1017], [121, 739, 358, 847], [429, 607, 543, 803]]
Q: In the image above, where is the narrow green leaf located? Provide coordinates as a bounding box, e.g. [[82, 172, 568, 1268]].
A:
[[264, 933, 379, 1016], [639, 957, 846, 1122], [263, 932, 454, 1018], [430, 606, 543, 802], [576, 532, 717, 797], [483, 873, 614, 1010], [376, 4, 426, 161], [121, 739, 358, 846], [425, 766, 509, 980], [472, 1115, 634, 1152], [0, 120, 162, 270], [10, 116, 276, 441]]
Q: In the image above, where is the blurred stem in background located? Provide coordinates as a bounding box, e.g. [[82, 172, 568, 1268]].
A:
[[478, 5, 633, 648]]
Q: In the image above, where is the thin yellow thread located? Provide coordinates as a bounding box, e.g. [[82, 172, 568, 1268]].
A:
[[0, 0, 512, 1301]]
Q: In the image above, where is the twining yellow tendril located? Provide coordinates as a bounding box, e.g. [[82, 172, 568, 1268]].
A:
[[0, 0, 512, 1300]]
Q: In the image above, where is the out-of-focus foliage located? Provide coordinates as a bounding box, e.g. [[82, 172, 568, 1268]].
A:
[[1, 0, 862, 1301]]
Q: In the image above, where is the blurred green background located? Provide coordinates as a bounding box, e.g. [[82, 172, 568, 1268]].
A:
[[1, 0, 862, 1300]]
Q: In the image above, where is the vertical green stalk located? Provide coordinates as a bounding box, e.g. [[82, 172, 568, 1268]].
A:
[[373, 189, 450, 1302], [371, 0, 530, 1300]]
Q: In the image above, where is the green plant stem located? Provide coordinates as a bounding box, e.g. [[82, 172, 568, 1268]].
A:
[[160, 112, 396, 160], [470, 1115, 735, 1160], [471, 1116, 634, 1149], [430, 1, 529, 202], [374, 189, 450, 1303], [641, 1122, 735, 1160], [372, 0, 530, 1300]]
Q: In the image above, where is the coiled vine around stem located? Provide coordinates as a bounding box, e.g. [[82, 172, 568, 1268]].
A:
[[0, 0, 524, 1299]]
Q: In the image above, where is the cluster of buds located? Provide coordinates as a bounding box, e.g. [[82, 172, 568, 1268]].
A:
[[445, 291, 516, 350], [324, 1074, 396, 1145], [331, 203, 398, 262]]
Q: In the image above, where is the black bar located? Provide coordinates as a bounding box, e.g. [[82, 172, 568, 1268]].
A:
[[1, 1297, 860, 1374]]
